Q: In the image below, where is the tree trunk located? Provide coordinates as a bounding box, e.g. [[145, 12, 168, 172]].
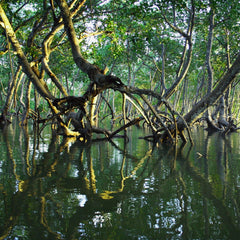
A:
[[205, 8, 215, 119], [56, 0, 101, 82], [162, 3, 195, 100], [0, 5, 54, 100], [89, 95, 98, 127], [41, 22, 68, 97], [224, 29, 232, 118], [182, 52, 240, 127], [21, 80, 32, 126], [2, 66, 21, 116], [160, 43, 166, 95]]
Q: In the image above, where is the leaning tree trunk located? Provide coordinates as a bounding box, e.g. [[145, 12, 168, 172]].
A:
[[181, 52, 240, 128], [0, 5, 54, 100]]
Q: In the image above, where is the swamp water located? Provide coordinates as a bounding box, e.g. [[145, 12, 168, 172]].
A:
[[0, 121, 240, 240]]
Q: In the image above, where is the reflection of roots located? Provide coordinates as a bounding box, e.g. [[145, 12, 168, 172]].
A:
[[40, 196, 62, 239], [99, 148, 153, 200]]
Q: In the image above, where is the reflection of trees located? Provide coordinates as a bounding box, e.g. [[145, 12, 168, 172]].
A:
[[0, 126, 240, 239], [177, 134, 240, 239], [0, 124, 155, 239]]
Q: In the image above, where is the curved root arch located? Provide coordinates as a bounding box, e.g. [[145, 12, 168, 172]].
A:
[[44, 82, 194, 145]]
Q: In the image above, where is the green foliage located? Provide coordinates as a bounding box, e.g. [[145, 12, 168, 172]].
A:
[[0, 0, 239, 117]]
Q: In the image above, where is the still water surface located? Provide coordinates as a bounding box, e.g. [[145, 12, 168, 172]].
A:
[[0, 121, 240, 239]]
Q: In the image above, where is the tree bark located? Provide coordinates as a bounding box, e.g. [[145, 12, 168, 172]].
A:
[[162, 3, 195, 100], [41, 20, 68, 97], [182, 52, 240, 127], [2, 66, 22, 116], [56, 0, 100, 81], [21, 80, 32, 126], [160, 43, 166, 95], [205, 9, 215, 94], [0, 5, 54, 100], [205, 8, 215, 119], [56, 0, 123, 91]]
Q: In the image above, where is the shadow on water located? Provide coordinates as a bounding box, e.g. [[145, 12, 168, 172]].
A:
[[0, 122, 240, 239]]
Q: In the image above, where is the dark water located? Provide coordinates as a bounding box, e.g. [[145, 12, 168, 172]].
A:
[[0, 121, 240, 240]]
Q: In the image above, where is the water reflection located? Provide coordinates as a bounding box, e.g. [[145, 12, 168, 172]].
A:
[[0, 123, 240, 239]]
